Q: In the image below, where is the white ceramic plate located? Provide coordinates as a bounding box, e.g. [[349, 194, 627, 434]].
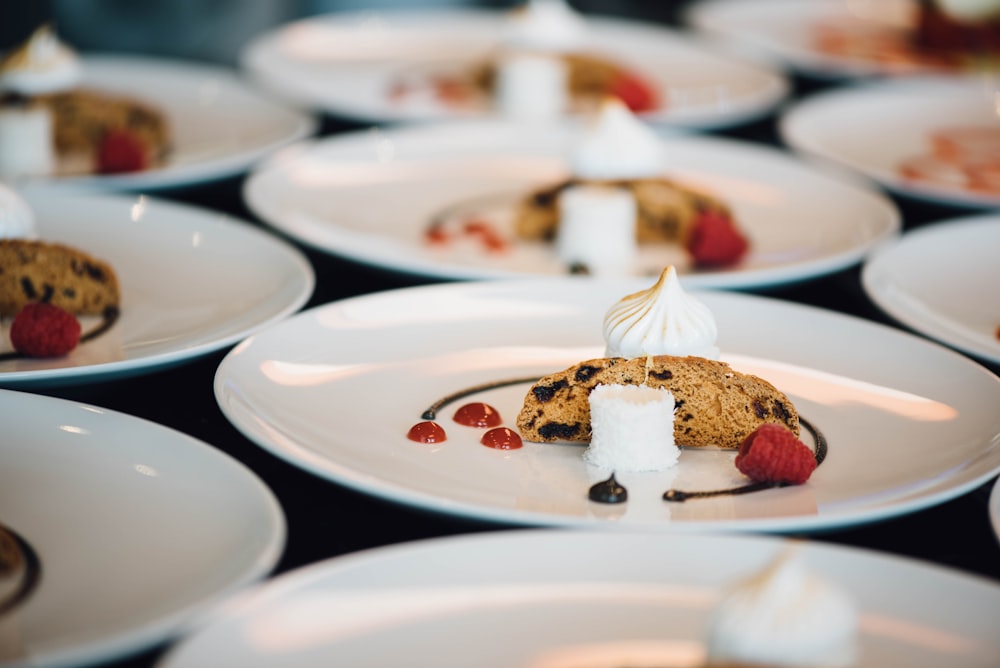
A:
[[239, 7, 789, 129], [11, 55, 316, 191], [213, 278, 1000, 533], [0, 189, 314, 388], [157, 530, 1000, 667], [686, 0, 950, 79], [243, 120, 898, 288], [780, 76, 1000, 209], [0, 388, 285, 668], [862, 215, 1000, 365]]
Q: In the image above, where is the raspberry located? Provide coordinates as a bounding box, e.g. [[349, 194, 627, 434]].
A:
[[9, 303, 82, 358], [608, 72, 659, 112], [96, 129, 148, 174], [735, 424, 817, 485], [686, 210, 749, 268]]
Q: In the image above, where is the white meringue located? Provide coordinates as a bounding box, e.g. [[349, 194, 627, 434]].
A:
[[603, 265, 719, 360], [0, 25, 82, 96], [503, 0, 588, 52], [706, 547, 858, 667], [571, 98, 663, 181]]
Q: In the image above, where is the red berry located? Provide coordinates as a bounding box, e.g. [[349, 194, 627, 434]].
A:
[[735, 424, 817, 485], [9, 303, 82, 358], [96, 129, 148, 174], [686, 210, 749, 268], [608, 72, 659, 112]]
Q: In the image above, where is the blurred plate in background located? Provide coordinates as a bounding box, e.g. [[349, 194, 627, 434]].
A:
[[13, 55, 316, 191], [243, 120, 898, 288], [158, 530, 1000, 667], [240, 8, 788, 129], [0, 189, 314, 388], [862, 215, 1000, 365]]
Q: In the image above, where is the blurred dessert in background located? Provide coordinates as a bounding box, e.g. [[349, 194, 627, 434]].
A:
[[0, 25, 170, 177], [898, 125, 1000, 195], [813, 0, 1000, 71], [390, 0, 659, 118], [705, 545, 858, 667], [473, 0, 660, 117], [914, 0, 1000, 58], [515, 99, 747, 273]]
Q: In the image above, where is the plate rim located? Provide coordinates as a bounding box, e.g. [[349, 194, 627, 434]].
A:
[[861, 213, 1000, 365]]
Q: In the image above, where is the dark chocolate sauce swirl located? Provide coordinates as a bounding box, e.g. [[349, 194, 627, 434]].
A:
[[662, 416, 827, 502], [0, 305, 119, 363], [0, 524, 42, 617], [420, 376, 541, 420], [589, 474, 628, 504]]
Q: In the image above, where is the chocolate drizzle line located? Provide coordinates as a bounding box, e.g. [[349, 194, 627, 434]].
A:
[[0, 525, 42, 617], [420, 376, 541, 420], [0, 305, 119, 362], [662, 416, 827, 502]]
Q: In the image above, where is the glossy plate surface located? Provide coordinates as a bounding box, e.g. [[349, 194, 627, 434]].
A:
[[243, 120, 898, 288], [214, 279, 1000, 533], [862, 215, 1000, 365], [0, 389, 285, 668], [780, 76, 1000, 209], [687, 0, 950, 79], [0, 189, 314, 388], [158, 530, 1000, 667], [240, 8, 788, 129], [12, 55, 316, 191]]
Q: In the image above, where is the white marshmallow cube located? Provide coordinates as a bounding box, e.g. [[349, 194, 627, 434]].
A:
[[584, 383, 679, 472]]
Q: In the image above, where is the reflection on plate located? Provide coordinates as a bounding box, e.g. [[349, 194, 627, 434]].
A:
[[8, 55, 316, 191], [158, 530, 1000, 667], [239, 8, 789, 129], [243, 120, 898, 288], [780, 76, 1000, 209], [862, 215, 1000, 365], [0, 189, 314, 388], [686, 0, 976, 79], [213, 279, 1000, 533], [0, 388, 285, 668]]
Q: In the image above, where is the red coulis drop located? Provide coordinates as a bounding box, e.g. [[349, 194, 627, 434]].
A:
[[453, 402, 502, 428], [407, 421, 446, 443], [481, 427, 522, 450]]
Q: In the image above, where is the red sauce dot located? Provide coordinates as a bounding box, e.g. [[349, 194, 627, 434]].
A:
[[407, 421, 446, 443], [453, 402, 502, 428], [481, 427, 523, 450]]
